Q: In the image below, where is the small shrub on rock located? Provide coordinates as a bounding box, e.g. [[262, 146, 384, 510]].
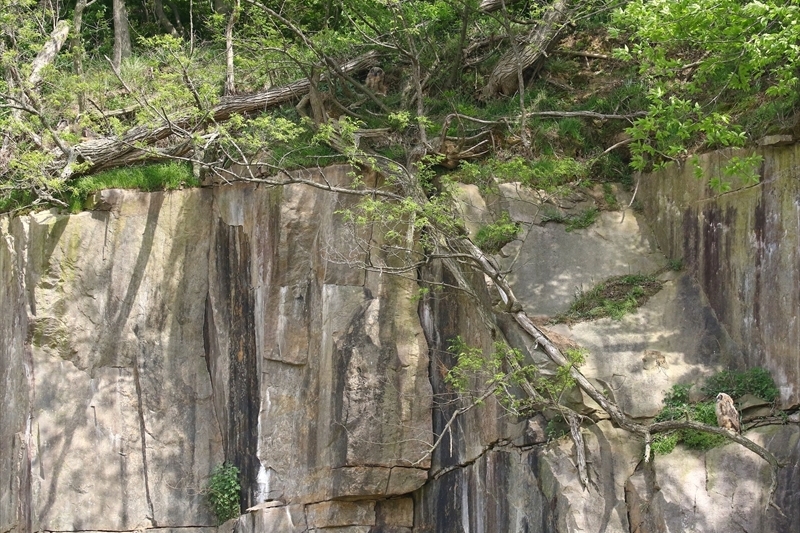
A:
[[207, 463, 241, 524], [652, 368, 780, 456]]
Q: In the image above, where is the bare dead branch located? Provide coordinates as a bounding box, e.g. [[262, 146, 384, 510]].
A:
[[556, 49, 613, 60], [28, 20, 71, 88], [481, 0, 577, 99]]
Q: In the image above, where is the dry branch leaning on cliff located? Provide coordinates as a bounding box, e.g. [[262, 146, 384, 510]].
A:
[[321, 121, 784, 507]]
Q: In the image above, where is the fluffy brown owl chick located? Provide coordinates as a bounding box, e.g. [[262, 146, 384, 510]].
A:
[[365, 67, 388, 96], [715, 392, 740, 433]]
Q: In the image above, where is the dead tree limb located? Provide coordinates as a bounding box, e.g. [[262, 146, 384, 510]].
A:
[[63, 51, 378, 174], [481, 0, 576, 99], [28, 20, 72, 88], [479, 0, 524, 13]]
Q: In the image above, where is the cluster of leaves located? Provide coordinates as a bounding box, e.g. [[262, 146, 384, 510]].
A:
[[554, 274, 663, 323], [652, 384, 726, 454], [601, 183, 619, 210], [474, 212, 520, 254], [611, 0, 800, 184], [652, 368, 780, 455], [456, 155, 590, 192], [3, 0, 795, 214], [445, 336, 586, 416], [701, 367, 779, 403], [206, 463, 241, 524], [338, 177, 462, 254]]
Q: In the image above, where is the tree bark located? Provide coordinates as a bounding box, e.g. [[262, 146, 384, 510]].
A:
[[72, 0, 88, 113], [479, 0, 523, 13], [481, 0, 575, 99], [29, 19, 71, 88], [224, 0, 240, 95], [154, 0, 179, 36], [112, 0, 132, 69], [65, 51, 379, 173]]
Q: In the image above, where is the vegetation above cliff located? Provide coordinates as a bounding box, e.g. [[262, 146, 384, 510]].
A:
[[1, 0, 798, 212]]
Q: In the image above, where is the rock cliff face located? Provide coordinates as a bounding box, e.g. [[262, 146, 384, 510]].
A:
[[640, 144, 800, 408], [1, 152, 799, 533], [1, 167, 429, 533]]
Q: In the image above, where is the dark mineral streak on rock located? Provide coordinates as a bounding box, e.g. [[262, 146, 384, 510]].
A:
[[215, 221, 260, 511]]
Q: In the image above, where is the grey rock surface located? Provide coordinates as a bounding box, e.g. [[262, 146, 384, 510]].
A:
[[0, 166, 431, 531], [3, 149, 800, 533], [640, 144, 800, 407]]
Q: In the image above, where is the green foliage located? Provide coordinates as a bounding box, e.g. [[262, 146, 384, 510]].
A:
[[454, 156, 590, 192], [564, 207, 599, 232], [690, 153, 764, 194], [555, 274, 663, 323], [653, 367, 780, 455], [445, 336, 587, 416], [207, 463, 240, 524], [653, 385, 727, 453], [65, 163, 199, 212], [540, 207, 606, 234], [613, 0, 800, 98], [519, 157, 589, 190], [0, 189, 37, 215], [337, 156, 465, 253], [474, 212, 520, 253], [612, 0, 800, 181], [651, 432, 679, 455], [445, 336, 489, 393], [546, 416, 569, 441], [701, 368, 779, 403], [590, 153, 633, 186], [3, 0, 788, 220], [0, 162, 198, 215], [601, 183, 619, 210], [667, 258, 684, 271]]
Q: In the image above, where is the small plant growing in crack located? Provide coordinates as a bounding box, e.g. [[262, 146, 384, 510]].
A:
[[207, 463, 241, 524]]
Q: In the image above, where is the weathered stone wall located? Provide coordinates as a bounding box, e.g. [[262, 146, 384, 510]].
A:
[[2, 190, 222, 531], [414, 181, 799, 533], [208, 171, 432, 510], [639, 144, 800, 407], [0, 218, 32, 533], [3, 158, 799, 533], [0, 166, 431, 532]]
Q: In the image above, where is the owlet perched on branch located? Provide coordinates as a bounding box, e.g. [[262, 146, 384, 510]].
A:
[[715, 392, 740, 433]]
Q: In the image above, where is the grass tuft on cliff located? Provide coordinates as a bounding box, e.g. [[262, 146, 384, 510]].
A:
[[553, 274, 663, 323], [66, 162, 199, 212]]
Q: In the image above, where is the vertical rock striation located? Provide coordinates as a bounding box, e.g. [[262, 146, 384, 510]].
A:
[[0, 165, 432, 532], [640, 144, 800, 408], [2, 154, 800, 532]]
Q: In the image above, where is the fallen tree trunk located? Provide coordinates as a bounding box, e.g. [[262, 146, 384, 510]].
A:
[[29, 20, 72, 88], [67, 51, 379, 174], [481, 0, 575, 99], [479, 0, 523, 13]]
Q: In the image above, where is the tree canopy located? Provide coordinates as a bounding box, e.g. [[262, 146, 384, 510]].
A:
[[2, 0, 797, 210]]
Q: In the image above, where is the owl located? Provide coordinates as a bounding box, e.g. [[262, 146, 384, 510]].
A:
[[365, 67, 388, 96], [715, 392, 740, 433]]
